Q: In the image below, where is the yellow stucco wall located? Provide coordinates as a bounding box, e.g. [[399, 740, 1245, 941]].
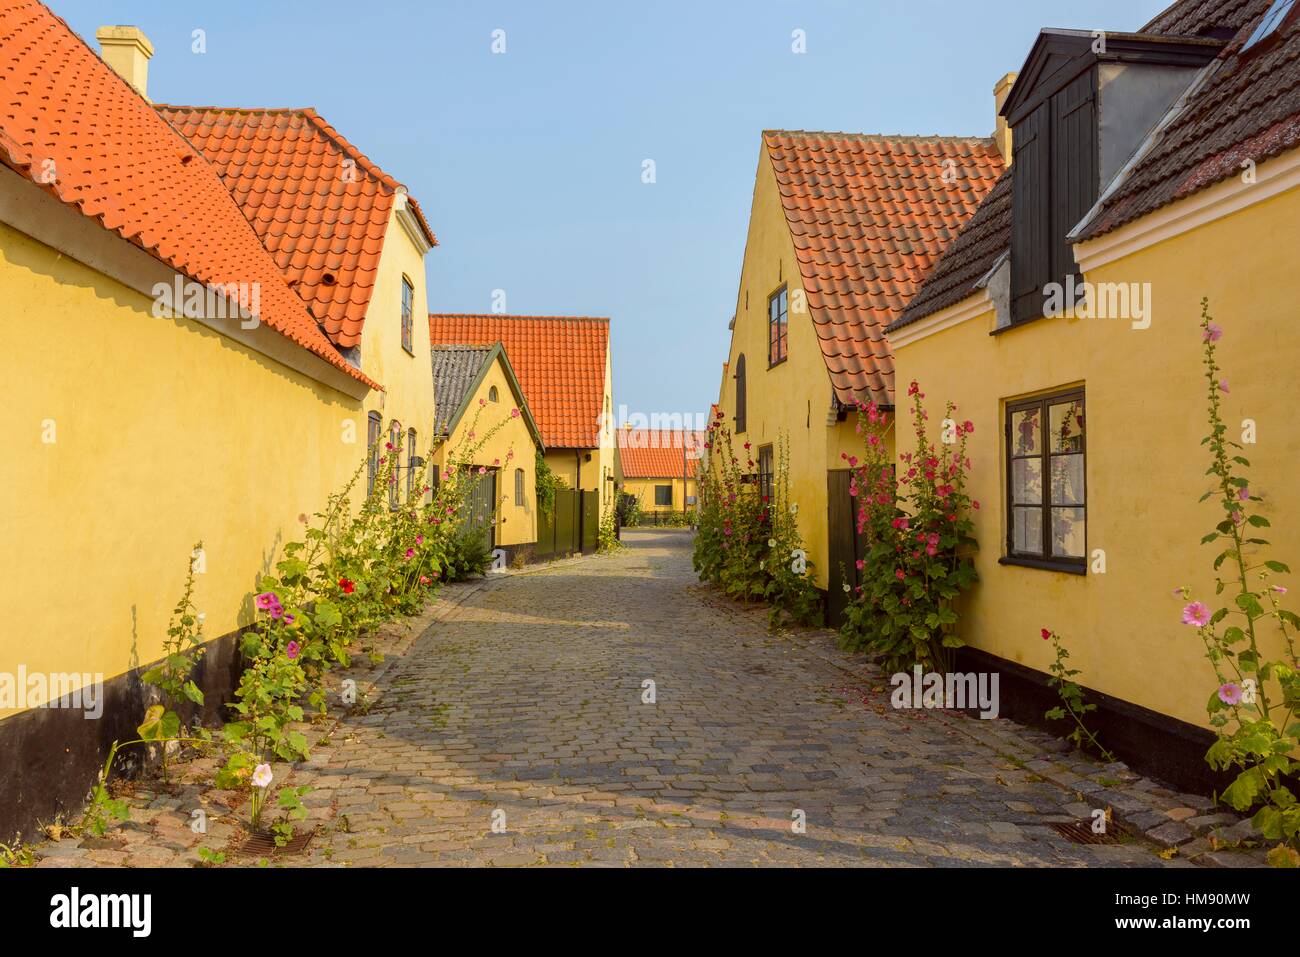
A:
[[624, 477, 697, 514], [716, 145, 894, 588], [432, 355, 540, 548], [361, 211, 436, 489], [891, 183, 1300, 728], [0, 221, 367, 718]]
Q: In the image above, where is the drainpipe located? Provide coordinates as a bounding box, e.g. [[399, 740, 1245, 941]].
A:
[[575, 449, 583, 552]]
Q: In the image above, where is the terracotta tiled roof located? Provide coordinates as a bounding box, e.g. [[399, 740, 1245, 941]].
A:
[[428, 315, 610, 449], [892, 173, 1012, 329], [0, 2, 375, 388], [763, 131, 1005, 407], [617, 429, 704, 479], [1081, 0, 1300, 240], [157, 104, 436, 348]]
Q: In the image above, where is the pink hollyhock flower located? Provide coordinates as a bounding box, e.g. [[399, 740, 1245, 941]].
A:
[[1204, 323, 1223, 342], [511, 408, 520, 418], [1219, 379, 1230, 394], [269, 602, 284, 620], [972, 500, 981, 510], [251, 764, 273, 789], [962, 420, 974, 434], [895, 569, 905, 580], [1041, 628, 1051, 640], [286, 640, 300, 660], [847, 455, 858, 467], [907, 381, 919, 396], [405, 548, 415, 559], [479, 398, 487, 407], [385, 442, 393, 451], [925, 545, 937, 556], [339, 577, 355, 594], [1217, 683, 1242, 706], [419, 575, 431, 585], [855, 559, 865, 571], [1182, 601, 1211, 627], [1238, 486, 1250, 501], [416, 534, 424, 545], [255, 592, 278, 611], [1272, 585, 1288, 595], [478, 466, 487, 475], [284, 614, 295, 626]]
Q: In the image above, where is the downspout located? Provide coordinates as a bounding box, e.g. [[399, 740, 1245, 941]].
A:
[[575, 449, 583, 552]]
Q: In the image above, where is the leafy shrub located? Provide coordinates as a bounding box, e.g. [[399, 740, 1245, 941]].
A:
[[693, 412, 820, 628], [838, 383, 978, 673]]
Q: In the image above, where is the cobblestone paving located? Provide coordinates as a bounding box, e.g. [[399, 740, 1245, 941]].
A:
[[37, 529, 1246, 868], [289, 530, 1188, 868]]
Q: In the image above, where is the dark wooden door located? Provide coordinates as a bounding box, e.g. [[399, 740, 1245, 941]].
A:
[[466, 468, 497, 550], [826, 469, 861, 629]]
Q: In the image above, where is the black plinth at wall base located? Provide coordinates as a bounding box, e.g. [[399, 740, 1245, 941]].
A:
[[955, 645, 1233, 796]]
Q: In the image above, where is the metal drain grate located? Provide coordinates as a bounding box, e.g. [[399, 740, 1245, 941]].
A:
[[232, 826, 318, 859], [1049, 819, 1131, 845]]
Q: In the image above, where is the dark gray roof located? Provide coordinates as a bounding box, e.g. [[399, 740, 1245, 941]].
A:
[[431, 345, 493, 435]]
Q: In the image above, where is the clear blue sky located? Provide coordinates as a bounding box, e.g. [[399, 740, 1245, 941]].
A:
[[57, 0, 1171, 424]]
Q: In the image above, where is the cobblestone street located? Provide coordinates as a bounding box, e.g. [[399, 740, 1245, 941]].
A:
[[35, 529, 1255, 868], [284, 529, 1197, 868]]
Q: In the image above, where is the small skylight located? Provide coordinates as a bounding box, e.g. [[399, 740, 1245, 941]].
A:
[[1242, 0, 1296, 52]]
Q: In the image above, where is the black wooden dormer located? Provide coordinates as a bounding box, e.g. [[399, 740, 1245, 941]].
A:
[[1001, 30, 1223, 324]]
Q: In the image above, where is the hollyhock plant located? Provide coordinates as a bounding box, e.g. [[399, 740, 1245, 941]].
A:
[[839, 386, 978, 673], [1186, 298, 1300, 865]]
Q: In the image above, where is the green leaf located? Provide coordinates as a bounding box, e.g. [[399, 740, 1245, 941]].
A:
[[1265, 561, 1291, 573]]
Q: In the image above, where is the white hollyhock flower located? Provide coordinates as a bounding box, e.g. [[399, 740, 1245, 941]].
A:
[[767, 538, 776, 548], [790, 503, 798, 514], [251, 763, 273, 788], [842, 583, 851, 593]]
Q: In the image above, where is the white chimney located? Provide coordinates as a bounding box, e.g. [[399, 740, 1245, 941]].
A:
[[96, 26, 154, 101], [994, 72, 1017, 164]]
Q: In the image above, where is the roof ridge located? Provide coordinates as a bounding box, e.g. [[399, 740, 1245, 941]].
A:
[[430, 313, 612, 323], [764, 129, 997, 143]]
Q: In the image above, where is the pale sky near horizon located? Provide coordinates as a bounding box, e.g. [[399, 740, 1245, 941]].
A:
[[55, 0, 1172, 426]]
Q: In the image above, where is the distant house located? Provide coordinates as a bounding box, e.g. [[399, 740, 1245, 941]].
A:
[[429, 315, 620, 540], [714, 128, 1005, 622], [889, 0, 1300, 787], [618, 428, 704, 522], [430, 344, 544, 562]]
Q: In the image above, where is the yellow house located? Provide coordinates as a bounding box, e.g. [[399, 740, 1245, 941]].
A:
[[714, 129, 1005, 619], [887, 0, 1300, 788], [0, 10, 404, 838], [617, 428, 703, 522], [430, 344, 545, 560], [155, 101, 438, 508], [429, 315, 620, 543]]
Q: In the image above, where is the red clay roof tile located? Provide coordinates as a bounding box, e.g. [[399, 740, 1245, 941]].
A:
[[428, 314, 610, 449], [157, 104, 436, 349], [0, 1, 376, 388], [763, 131, 1004, 407], [617, 429, 704, 479]]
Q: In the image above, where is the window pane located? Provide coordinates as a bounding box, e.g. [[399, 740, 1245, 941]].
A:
[[1012, 506, 1043, 555], [1011, 408, 1041, 456], [1050, 453, 1084, 506], [1050, 399, 1084, 454], [1012, 457, 1042, 505], [1051, 507, 1086, 558]]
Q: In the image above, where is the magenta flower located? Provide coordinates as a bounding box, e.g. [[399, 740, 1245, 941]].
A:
[[286, 640, 300, 660], [1272, 585, 1288, 595], [255, 592, 278, 611], [1204, 323, 1223, 342], [478, 466, 487, 475], [268, 602, 284, 620], [1182, 601, 1211, 627], [1217, 683, 1242, 706], [405, 548, 415, 559], [1218, 379, 1230, 394], [511, 408, 520, 418], [1238, 486, 1250, 501], [416, 534, 424, 545]]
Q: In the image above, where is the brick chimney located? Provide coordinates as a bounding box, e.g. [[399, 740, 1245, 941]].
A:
[[994, 72, 1017, 164], [96, 26, 154, 101]]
